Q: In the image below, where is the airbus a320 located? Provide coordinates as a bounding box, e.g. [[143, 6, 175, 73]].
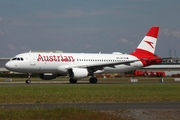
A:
[[5, 26, 162, 84]]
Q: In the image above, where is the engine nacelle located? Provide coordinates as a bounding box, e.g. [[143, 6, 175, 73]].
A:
[[39, 73, 57, 80], [68, 68, 88, 79]]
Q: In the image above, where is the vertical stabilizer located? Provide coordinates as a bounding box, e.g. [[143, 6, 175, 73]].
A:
[[131, 26, 159, 57]]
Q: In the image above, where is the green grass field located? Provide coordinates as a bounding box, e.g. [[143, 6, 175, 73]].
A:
[[0, 80, 180, 103], [0, 77, 179, 120]]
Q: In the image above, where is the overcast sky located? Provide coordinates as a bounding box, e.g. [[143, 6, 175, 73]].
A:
[[0, 0, 180, 58]]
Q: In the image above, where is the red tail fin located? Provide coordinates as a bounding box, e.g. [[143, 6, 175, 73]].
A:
[[131, 26, 159, 57], [131, 26, 162, 66]]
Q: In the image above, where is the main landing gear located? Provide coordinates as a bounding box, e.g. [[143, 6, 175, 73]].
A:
[[89, 77, 97, 83], [69, 77, 98, 84], [69, 79, 77, 83], [26, 73, 31, 84], [89, 72, 97, 83]]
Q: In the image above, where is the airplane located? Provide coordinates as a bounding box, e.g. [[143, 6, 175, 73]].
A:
[[5, 26, 162, 84]]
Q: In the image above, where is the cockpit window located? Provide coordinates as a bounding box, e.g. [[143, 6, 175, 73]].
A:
[[11, 57, 24, 61], [12, 58, 17, 60]]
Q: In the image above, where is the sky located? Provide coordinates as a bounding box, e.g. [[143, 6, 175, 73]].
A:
[[0, 0, 180, 58]]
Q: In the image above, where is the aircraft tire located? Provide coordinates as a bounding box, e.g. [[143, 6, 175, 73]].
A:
[[69, 79, 77, 83], [26, 79, 31, 84], [89, 78, 97, 83]]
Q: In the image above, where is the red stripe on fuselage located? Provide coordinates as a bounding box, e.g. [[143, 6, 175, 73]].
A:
[[131, 48, 154, 57], [131, 48, 162, 67]]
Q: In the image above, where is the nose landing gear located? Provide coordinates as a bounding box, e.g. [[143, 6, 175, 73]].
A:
[[26, 73, 31, 84]]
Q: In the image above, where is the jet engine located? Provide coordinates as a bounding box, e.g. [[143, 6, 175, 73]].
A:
[[39, 73, 57, 80], [68, 68, 88, 79]]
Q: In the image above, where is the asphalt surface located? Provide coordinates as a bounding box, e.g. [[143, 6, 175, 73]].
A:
[[0, 79, 179, 85], [0, 102, 180, 110]]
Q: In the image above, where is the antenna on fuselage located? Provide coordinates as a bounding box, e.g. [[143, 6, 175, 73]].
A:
[[29, 50, 31, 53]]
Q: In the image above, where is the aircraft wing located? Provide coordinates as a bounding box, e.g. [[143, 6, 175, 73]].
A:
[[68, 59, 141, 71], [67, 56, 165, 71]]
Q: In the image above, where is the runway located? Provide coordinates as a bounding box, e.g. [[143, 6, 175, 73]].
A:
[[0, 79, 179, 85], [1, 102, 180, 110], [0, 76, 179, 85]]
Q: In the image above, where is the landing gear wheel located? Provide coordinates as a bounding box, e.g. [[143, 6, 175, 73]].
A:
[[69, 79, 77, 83], [26, 79, 31, 84], [89, 78, 97, 84], [26, 73, 31, 84]]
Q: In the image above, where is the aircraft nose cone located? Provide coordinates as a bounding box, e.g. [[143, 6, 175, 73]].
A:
[[5, 62, 14, 70]]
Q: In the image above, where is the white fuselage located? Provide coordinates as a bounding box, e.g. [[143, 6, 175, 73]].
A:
[[5, 52, 143, 75]]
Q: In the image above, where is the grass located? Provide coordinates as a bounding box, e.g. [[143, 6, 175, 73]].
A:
[[0, 83, 180, 103], [0, 107, 134, 120], [0, 77, 179, 120]]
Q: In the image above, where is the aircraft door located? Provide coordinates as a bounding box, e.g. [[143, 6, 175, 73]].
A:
[[29, 54, 36, 66]]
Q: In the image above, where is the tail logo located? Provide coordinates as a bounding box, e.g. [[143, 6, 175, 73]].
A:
[[144, 41, 154, 49]]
